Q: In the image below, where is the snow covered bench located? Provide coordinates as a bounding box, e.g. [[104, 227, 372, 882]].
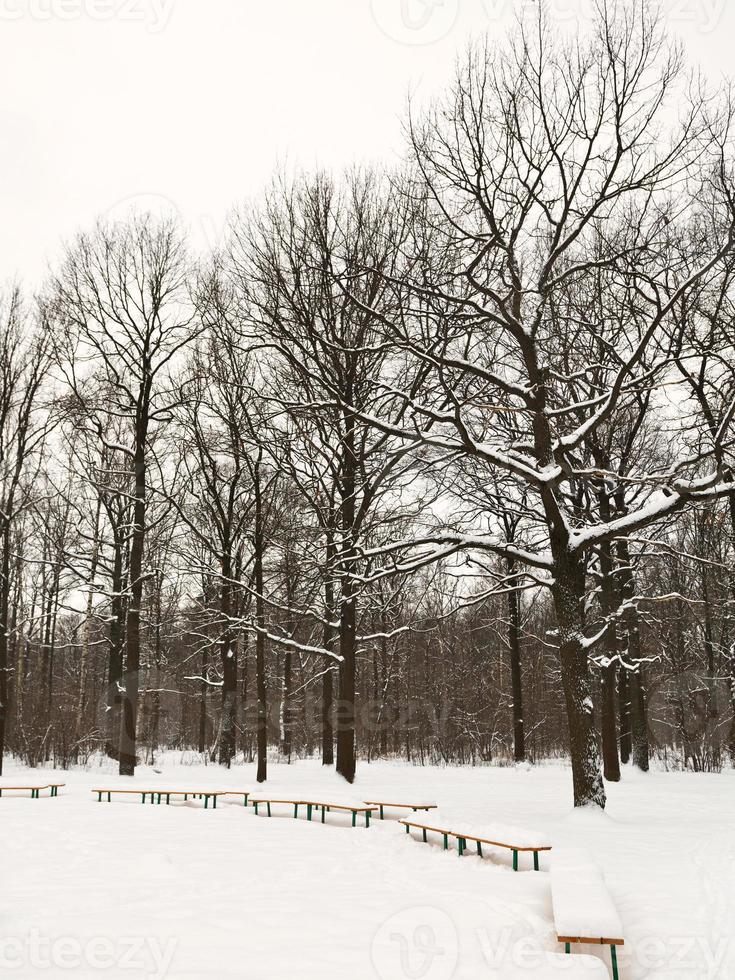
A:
[[92, 788, 249, 808], [400, 813, 551, 870], [551, 849, 624, 980], [363, 799, 438, 820], [0, 782, 64, 799], [250, 796, 377, 827]]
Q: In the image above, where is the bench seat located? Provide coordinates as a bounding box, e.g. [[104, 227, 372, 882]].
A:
[[400, 812, 551, 870], [92, 788, 249, 808], [363, 800, 438, 820], [0, 783, 64, 798], [551, 849, 624, 980], [250, 796, 376, 826]]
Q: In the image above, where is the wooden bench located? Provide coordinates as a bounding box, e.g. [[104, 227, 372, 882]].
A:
[[399, 814, 551, 870], [551, 849, 624, 980], [92, 788, 249, 809], [363, 800, 438, 820], [0, 782, 65, 799], [250, 796, 377, 827]]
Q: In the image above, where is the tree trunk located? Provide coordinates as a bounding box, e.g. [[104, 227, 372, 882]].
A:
[[618, 666, 632, 764], [119, 421, 148, 777], [254, 468, 268, 783], [598, 524, 621, 783], [616, 532, 650, 772], [551, 552, 606, 808], [322, 533, 336, 766], [218, 559, 237, 767], [0, 522, 11, 775], [506, 557, 525, 763]]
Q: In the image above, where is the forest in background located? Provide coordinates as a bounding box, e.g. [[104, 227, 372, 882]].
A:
[[2, 3, 735, 807]]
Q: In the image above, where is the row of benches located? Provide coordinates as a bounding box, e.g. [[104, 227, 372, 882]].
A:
[[4, 783, 624, 977]]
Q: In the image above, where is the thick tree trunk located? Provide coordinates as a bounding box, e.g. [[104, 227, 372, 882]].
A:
[[322, 535, 336, 766], [119, 424, 148, 777], [618, 666, 632, 764], [552, 552, 606, 808], [218, 561, 237, 767], [254, 473, 268, 783], [506, 557, 525, 763]]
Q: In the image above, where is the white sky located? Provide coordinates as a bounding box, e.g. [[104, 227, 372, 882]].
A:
[[1, 0, 733, 287]]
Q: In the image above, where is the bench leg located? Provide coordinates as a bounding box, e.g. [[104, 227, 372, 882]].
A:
[[267, 802, 272, 817], [184, 794, 188, 801], [204, 795, 209, 809], [380, 805, 384, 820], [512, 850, 519, 872], [244, 794, 248, 806], [610, 945, 619, 980], [351, 810, 356, 827], [476, 842, 483, 857], [107, 792, 111, 803], [533, 851, 539, 871], [422, 828, 427, 843], [213, 795, 217, 808], [458, 838, 466, 856], [443, 834, 448, 850], [565, 943, 570, 954], [405, 823, 409, 834], [307, 804, 313, 821], [294, 803, 299, 818], [254, 802, 259, 815], [97, 792, 102, 802], [166, 794, 171, 805], [321, 806, 325, 823], [365, 810, 370, 828]]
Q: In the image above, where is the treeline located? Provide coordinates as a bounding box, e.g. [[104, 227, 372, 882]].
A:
[[2, 6, 735, 805]]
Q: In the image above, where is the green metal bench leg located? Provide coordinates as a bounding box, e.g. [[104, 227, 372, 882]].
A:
[[321, 805, 325, 823], [307, 804, 313, 821], [213, 795, 217, 808], [166, 794, 171, 804], [422, 828, 427, 843], [267, 802, 271, 817], [97, 791, 102, 802], [565, 943, 570, 954], [204, 795, 209, 809], [611, 945, 619, 980], [107, 792, 111, 803], [380, 805, 384, 820], [405, 823, 409, 834], [294, 803, 299, 818], [351, 810, 356, 827], [244, 794, 248, 806], [365, 810, 370, 827], [141, 793, 146, 803], [458, 837, 466, 856], [513, 850, 519, 871], [533, 851, 539, 871], [254, 802, 259, 815], [477, 842, 483, 857], [157, 793, 161, 805], [443, 834, 448, 850]]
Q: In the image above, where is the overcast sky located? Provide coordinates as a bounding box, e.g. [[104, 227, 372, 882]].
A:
[[2, 0, 732, 286]]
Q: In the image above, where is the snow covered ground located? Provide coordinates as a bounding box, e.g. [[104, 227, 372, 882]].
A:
[[2, 757, 733, 979]]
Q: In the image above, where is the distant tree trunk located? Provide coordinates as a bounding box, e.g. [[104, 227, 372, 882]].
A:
[[106, 528, 126, 759], [506, 557, 525, 763], [616, 532, 650, 772], [598, 509, 621, 782], [618, 666, 632, 764], [76, 496, 102, 748], [0, 521, 11, 775], [198, 646, 208, 754]]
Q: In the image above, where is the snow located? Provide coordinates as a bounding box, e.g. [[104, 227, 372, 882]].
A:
[[2, 758, 734, 979], [426, 811, 553, 850], [551, 851, 624, 941]]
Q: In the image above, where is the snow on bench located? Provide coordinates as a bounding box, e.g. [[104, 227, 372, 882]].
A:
[[505, 952, 609, 978], [92, 788, 250, 808], [400, 811, 551, 870], [551, 848, 624, 980], [249, 794, 377, 826], [0, 782, 64, 799], [363, 799, 438, 820]]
